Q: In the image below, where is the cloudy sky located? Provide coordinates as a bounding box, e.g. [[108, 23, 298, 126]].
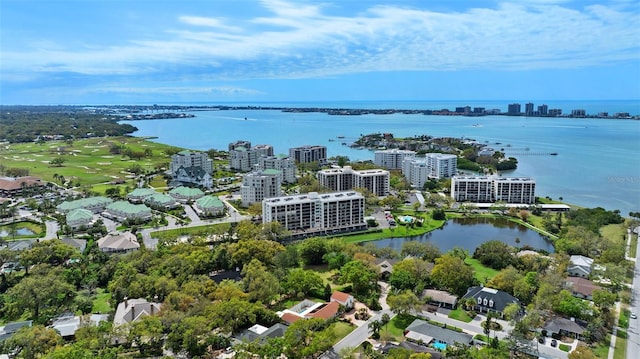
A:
[[1, 0, 639, 104]]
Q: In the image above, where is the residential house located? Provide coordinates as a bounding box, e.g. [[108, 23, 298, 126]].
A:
[[422, 289, 458, 310], [49, 314, 109, 339], [143, 193, 178, 210], [277, 299, 341, 324], [0, 176, 45, 197], [543, 317, 587, 340], [104, 201, 152, 222], [66, 208, 94, 229], [461, 286, 521, 317], [0, 321, 32, 342], [113, 298, 162, 327], [194, 195, 226, 217], [169, 186, 205, 203], [126, 188, 157, 203], [97, 232, 140, 253], [330, 291, 354, 310], [56, 196, 113, 214], [568, 255, 594, 278], [565, 277, 600, 300], [405, 319, 473, 348], [234, 323, 289, 343], [375, 258, 398, 280]]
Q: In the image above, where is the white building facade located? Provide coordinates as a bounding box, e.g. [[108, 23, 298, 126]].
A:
[[170, 150, 213, 175], [317, 166, 390, 196], [240, 169, 282, 206], [229, 143, 274, 172], [374, 149, 416, 170], [402, 153, 458, 188], [257, 155, 297, 184], [262, 191, 366, 236], [289, 145, 327, 165], [451, 176, 536, 204]]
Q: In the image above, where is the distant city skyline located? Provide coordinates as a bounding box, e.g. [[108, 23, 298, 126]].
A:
[[1, 0, 639, 104]]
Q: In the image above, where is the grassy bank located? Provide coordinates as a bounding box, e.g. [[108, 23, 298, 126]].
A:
[[0, 220, 45, 239], [342, 218, 446, 244]]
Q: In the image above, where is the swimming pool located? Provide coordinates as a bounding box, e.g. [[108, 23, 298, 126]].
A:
[[432, 342, 447, 351]]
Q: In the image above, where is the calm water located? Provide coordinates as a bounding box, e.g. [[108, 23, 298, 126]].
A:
[[0, 228, 35, 237], [122, 100, 640, 215], [370, 217, 554, 254]]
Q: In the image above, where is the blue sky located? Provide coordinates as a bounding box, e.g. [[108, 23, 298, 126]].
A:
[[1, 0, 639, 104]]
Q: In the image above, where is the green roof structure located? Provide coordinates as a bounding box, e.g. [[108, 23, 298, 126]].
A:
[[144, 193, 177, 206], [56, 196, 113, 213], [169, 186, 204, 200], [127, 188, 157, 199], [66, 208, 93, 226], [262, 169, 281, 175], [105, 201, 152, 220], [195, 195, 224, 209]]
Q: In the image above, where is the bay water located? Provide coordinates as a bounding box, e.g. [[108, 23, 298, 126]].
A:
[[122, 100, 640, 215]]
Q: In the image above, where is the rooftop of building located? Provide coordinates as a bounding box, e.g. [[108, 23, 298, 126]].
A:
[[66, 208, 94, 221], [169, 186, 205, 197], [195, 195, 224, 209]]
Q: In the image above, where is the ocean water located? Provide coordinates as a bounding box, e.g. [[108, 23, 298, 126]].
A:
[[122, 100, 640, 215]]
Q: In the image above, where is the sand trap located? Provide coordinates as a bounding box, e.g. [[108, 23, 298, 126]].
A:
[[96, 162, 112, 165], [101, 155, 114, 158]]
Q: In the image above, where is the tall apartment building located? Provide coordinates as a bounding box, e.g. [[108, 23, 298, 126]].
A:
[[262, 191, 366, 236], [317, 166, 390, 196], [451, 176, 536, 204], [451, 176, 494, 203], [289, 145, 327, 165], [507, 103, 521, 115], [374, 149, 416, 170], [257, 154, 297, 184], [169, 150, 214, 188], [240, 169, 282, 206], [402, 154, 457, 188], [525, 103, 534, 116], [493, 177, 536, 204], [229, 141, 274, 172], [537, 104, 548, 116]]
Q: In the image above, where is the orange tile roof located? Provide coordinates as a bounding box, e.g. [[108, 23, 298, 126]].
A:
[[331, 291, 352, 303], [308, 301, 339, 320], [281, 312, 303, 324]]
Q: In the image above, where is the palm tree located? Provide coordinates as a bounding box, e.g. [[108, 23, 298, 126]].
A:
[[368, 319, 382, 339]]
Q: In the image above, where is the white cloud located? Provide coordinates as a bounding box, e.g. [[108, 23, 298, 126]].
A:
[[2, 1, 639, 81]]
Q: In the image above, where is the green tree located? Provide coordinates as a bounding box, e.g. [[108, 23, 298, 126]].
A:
[[283, 268, 324, 298], [340, 260, 378, 296], [4, 325, 62, 359], [387, 290, 421, 317], [283, 318, 335, 359], [568, 344, 597, 359], [400, 241, 440, 262], [127, 315, 164, 356], [430, 254, 476, 296], [242, 259, 281, 304], [299, 237, 328, 265], [473, 240, 514, 270], [486, 266, 522, 295]]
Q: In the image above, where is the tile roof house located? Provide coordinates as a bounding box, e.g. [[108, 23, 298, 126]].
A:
[[277, 298, 342, 323], [330, 291, 354, 310], [113, 298, 162, 327], [568, 255, 594, 278], [0, 176, 44, 197], [461, 286, 521, 317], [98, 232, 140, 253], [565, 277, 601, 300], [405, 319, 473, 348]]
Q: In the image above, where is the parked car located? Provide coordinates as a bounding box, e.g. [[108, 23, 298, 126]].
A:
[[550, 339, 557, 347], [631, 312, 637, 319]]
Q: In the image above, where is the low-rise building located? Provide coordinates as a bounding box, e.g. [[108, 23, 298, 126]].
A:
[[104, 201, 152, 222], [169, 186, 205, 203], [422, 289, 458, 310], [66, 208, 94, 229], [126, 188, 157, 203], [113, 298, 162, 327], [194, 195, 226, 217], [57, 196, 113, 214], [49, 314, 109, 339], [330, 291, 354, 310], [143, 193, 178, 210], [568, 255, 594, 278], [97, 232, 140, 253], [0, 176, 45, 197], [405, 319, 473, 348], [565, 277, 600, 300]]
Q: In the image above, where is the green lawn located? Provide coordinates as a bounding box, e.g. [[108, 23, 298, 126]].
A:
[[600, 223, 627, 244], [448, 309, 474, 323], [631, 233, 638, 259], [592, 334, 611, 358], [464, 258, 499, 283], [92, 288, 112, 314], [614, 329, 627, 359], [387, 314, 417, 340], [151, 222, 232, 240], [331, 321, 356, 343], [0, 137, 178, 188], [559, 344, 571, 352], [342, 218, 446, 243]]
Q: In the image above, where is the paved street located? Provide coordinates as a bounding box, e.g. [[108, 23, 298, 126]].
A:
[[626, 226, 640, 359]]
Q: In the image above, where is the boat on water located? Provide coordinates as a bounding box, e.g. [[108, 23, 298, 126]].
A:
[[550, 152, 558, 156], [337, 135, 345, 138]]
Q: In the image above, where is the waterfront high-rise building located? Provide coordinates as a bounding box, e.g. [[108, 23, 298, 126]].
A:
[[317, 166, 390, 196], [257, 154, 297, 184], [451, 176, 536, 204], [525, 103, 534, 116], [507, 103, 521, 115], [374, 149, 416, 170], [262, 191, 366, 236], [229, 141, 274, 172], [538, 104, 548, 116], [402, 153, 458, 188], [289, 145, 327, 165], [240, 169, 282, 206]]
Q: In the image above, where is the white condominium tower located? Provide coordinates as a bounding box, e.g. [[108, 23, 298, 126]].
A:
[[451, 176, 536, 204], [262, 191, 366, 236], [240, 169, 282, 206], [374, 149, 416, 170], [317, 166, 390, 196], [402, 153, 457, 188]]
